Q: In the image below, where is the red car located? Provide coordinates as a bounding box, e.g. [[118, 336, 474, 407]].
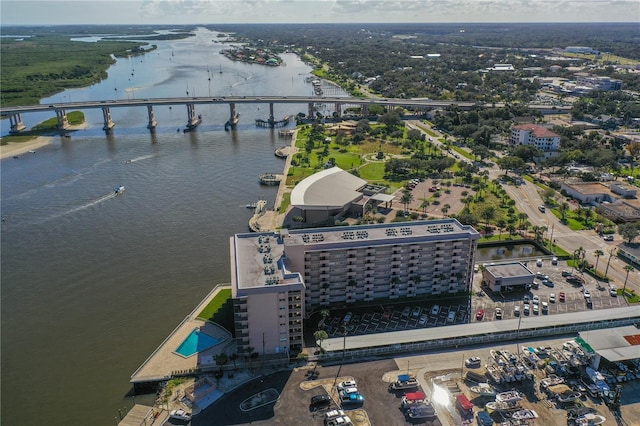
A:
[[476, 310, 484, 321], [559, 292, 566, 302]]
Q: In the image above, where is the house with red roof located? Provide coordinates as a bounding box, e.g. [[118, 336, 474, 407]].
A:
[[510, 124, 560, 153]]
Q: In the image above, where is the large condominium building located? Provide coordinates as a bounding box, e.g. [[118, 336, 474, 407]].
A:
[[230, 219, 480, 356], [510, 124, 561, 153]]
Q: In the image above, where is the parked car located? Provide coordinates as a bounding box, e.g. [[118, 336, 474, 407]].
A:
[[495, 307, 503, 320], [549, 293, 556, 303], [583, 289, 591, 298], [536, 259, 543, 267], [533, 304, 539, 315], [562, 271, 572, 277], [542, 301, 548, 313], [524, 295, 530, 304], [552, 257, 558, 265], [311, 394, 332, 410], [337, 380, 357, 391], [603, 234, 614, 241], [476, 310, 484, 321], [339, 387, 359, 398], [401, 307, 411, 317], [465, 357, 482, 368], [514, 305, 521, 316], [341, 393, 365, 405], [431, 305, 440, 316], [524, 304, 530, 315], [533, 295, 540, 305], [447, 311, 456, 323], [610, 287, 618, 297], [343, 312, 353, 324], [559, 292, 566, 302], [418, 314, 428, 326], [412, 306, 422, 317]]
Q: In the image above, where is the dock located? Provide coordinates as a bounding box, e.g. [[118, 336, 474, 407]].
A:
[[248, 200, 268, 232], [255, 115, 292, 128]]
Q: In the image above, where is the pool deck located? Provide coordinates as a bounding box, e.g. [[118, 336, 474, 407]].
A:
[[130, 285, 233, 384]]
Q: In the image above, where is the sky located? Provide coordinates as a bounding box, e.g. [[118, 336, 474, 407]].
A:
[[1, 0, 638, 26]]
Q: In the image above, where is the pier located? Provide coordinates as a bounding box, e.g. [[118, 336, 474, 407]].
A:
[[259, 173, 283, 185], [255, 115, 292, 128]]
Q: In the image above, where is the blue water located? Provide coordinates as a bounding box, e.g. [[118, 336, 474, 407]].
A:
[[175, 329, 222, 357]]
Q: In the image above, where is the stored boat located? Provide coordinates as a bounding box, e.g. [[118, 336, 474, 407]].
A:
[[469, 383, 496, 397], [389, 374, 419, 391], [511, 409, 538, 420], [495, 390, 522, 404], [574, 413, 606, 425], [486, 364, 503, 384], [540, 374, 564, 388], [406, 403, 437, 420], [485, 400, 520, 412], [586, 367, 610, 393], [401, 391, 427, 408], [456, 394, 473, 413]]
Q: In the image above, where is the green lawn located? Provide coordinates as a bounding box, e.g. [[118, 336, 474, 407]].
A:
[[450, 145, 475, 160], [197, 288, 231, 321], [279, 192, 291, 213]]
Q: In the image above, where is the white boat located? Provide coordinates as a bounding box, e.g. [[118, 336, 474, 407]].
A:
[[495, 390, 522, 404], [486, 364, 503, 384], [540, 374, 564, 388], [511, 409, 538, 420], [574, 413, 606, 425], [485, 400, 520, 412], [115, 185, 125, 194], [470, 382, 496, 396], [586, 367, 610, 393], [169, 408, 192, 421], [389, 374, 419, 390]]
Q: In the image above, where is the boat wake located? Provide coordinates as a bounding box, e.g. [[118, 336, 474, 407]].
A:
[[127, 154, 156, 164], [37, 192, 119, 224]]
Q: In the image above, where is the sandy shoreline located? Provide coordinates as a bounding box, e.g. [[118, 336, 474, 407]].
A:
[[0, 136, 54, 159]]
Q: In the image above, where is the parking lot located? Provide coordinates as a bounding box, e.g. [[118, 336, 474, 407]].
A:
[[471, 259, 626, 322], [321, 302, 470, 339]]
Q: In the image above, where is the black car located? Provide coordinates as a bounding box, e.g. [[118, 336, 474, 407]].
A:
[[310, 394, 332, 410]]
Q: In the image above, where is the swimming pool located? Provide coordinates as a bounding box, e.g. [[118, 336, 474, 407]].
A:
[[175, 329, 223, 358]]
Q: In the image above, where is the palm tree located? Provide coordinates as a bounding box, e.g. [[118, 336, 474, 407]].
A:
[[481, 206, 496, 230], [583, 207, 593, 226], [518, 212, 528, 228], [559, 202, 569, 222], [622, 265, 635, 301], [594, 250, 604, 274], [401, 190, 414, 212], [314, 330, 329, 354], [442, 203, 450, 217]]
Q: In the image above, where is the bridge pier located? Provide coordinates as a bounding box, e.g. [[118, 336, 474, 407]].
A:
[[224, 103, 238, 130], [8, 113, 26, 134], [268, 103, 275, 127], [335, 103, 342, 118], [102, 107, 115, 131], [361, 104, 368, 117], [308, 102, 314, 119], [146, 105, 157, 130], [56, 109, 70, 130], [185, 103, 202, 132]]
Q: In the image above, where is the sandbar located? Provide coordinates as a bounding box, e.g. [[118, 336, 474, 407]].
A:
[[0, 136, 54, 159]]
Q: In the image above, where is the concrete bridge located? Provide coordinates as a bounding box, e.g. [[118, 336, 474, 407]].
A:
[[0, 96, 571, 134]]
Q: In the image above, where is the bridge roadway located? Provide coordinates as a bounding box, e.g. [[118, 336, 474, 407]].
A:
[[0, 95, 571, 133]]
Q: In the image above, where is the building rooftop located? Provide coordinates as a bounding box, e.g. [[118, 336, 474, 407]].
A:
[[283, 219, 479, 247], [562, 181, 609, 195], [484, 262, 534, 278], [578, 325, 640, 362], [289, 167, 367, 210], [513, 124, 559, 139]]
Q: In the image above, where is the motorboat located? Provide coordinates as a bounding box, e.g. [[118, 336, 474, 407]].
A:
[[401, 391, 427, 408], [574, 413, 606, 425], [406, 403, 437, 420], [470, 383, 496, 396], [486, 364, 503, 384], [485, 400, 520, 412], [115, 185, 125, 194], [540, 374, 564, 388], [495, 390, 522, 404], [511, 409, 538, 420], [389, 374, 419, 390], [586, 367, 610, 393], [169, 408, 192, 421]]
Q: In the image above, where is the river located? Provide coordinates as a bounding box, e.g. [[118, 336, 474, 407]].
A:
[[0, 27, 339, 426]]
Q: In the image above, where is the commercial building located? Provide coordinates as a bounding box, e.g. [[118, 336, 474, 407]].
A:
[[289, 166, 394, 225], [481, 262, 535, 292], [510, 124, 560, 153], [577, 326, 640, 370], [230, 220, 480, 356], [575, 75, 623, 91]]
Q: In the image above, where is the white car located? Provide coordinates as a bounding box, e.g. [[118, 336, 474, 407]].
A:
[[447, 311, 456, 322], [337, 380, 357, 391], [552, 257, 558, 265], [339, 387, 359, 396], [431, 305, 440, 316], [495, 307, 503, 320], [536, 259, 543, 267], [465, 357, 482, 367], [549, 293, 556, 303], [418, 314, 428, 325], [541, 301, 548, 312], [514, 306, 521, 316], [610, 287, 617, 297], [532, 295, 540, 305], [584, 290, 591, 298], [169, 409, 192, 422]]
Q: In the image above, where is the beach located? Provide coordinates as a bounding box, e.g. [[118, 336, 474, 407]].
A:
[[0, 136, 54, 159]]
